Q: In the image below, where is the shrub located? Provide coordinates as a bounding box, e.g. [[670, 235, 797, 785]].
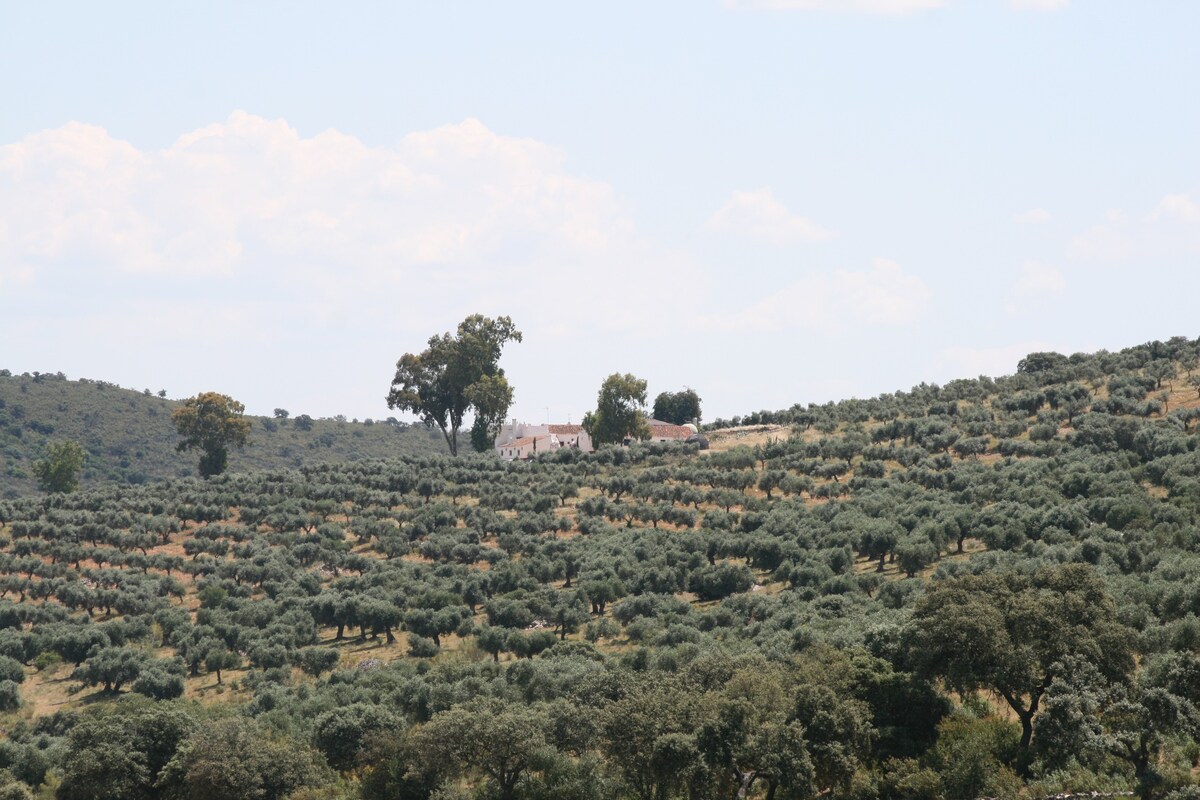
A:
[[295, 647, 341, 677], [0, 682, 20, 711], [406, 636, 439, 658], [132, 665, 186, 700], [688, 563, 754, 601], [0, 657, 23, 685]]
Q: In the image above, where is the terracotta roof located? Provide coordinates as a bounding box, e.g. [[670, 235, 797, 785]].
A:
[[650, 425, 693, 440], [548, 425, 583, 434], [504, 436, 539, 448]]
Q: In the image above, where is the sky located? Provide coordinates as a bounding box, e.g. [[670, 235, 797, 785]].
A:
[[1, 1, 1198, 426]]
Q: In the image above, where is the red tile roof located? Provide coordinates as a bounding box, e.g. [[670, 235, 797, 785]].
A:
[[548, 425, 584, 434], [651, 425, 693, 440]]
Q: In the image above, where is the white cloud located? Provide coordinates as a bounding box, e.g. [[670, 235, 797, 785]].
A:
[[726, 0, 947, 12], [1, 112, 733, 424], [1070, 192, 1200, 262], [1153, 193, 1200, 223], [707, 188, 832, 244], [1015, 207, 1052, 224], [0, 112, 696, 334], [1010, 0, 1069, 10], [1069, 223, 1137, 261], [711, 257, 930, 333], [1015, 261, 1066, 296]]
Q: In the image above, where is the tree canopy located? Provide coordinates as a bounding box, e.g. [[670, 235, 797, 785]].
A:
[[904, 564, 1135, 754], [386, 314, 522, 456], [170, 393, 251, 478], [0, 335, 1199, 799], [653, 388, 702, 426], [584, 373, 650, 446], [31, 440, 85, 493]]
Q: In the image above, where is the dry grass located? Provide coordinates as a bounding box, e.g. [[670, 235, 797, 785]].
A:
[[704, 424, 790, 453]]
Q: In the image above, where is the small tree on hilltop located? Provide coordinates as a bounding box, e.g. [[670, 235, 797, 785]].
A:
[[172, 392, 252, 478], [386, 314, 522, 456], [583, 373, 651, 446], [32, 440, 86, 493]]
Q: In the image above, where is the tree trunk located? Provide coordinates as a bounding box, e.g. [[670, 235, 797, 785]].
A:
[[1017, 712, 1033, 750], [734, 770, 757, 800]]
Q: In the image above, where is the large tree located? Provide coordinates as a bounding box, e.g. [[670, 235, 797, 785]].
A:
[[57, 703, 199, 800], [653, 388, 702, 425], [583, 373, 650, 446], [416, 698, 550, 800], [171, 392, 252, 478], [904, 564, 1134, 754], [32, 439, 86, 493], [386, 314, 522, 456], [158, 718, 330, 800]]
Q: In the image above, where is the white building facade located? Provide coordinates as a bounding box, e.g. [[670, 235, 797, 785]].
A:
[[494, 422, 593, 461]]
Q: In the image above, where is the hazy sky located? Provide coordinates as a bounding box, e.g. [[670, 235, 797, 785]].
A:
[[2, 1, 1198, 425]]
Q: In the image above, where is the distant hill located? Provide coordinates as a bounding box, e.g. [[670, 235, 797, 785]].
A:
[[0, 371, 446, 497]]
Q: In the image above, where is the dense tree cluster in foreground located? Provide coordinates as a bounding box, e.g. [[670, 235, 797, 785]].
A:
[[0, 337, 1199, 799]]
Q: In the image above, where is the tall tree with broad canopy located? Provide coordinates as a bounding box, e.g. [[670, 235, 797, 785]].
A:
[[415, 697, 551, 800], [386, 314, 522, 456], [653, 388, 703, 425], [32, 439, 86, 493], [583, 373, 650, 446], [171, 392, 251, 477], [904, 564, 1134, 756]]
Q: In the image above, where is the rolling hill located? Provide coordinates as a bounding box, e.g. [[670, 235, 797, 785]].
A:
[[0, 337, 1199, 798], [0, 371, 446, 497]]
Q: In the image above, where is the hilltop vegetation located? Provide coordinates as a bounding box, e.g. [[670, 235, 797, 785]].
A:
[[0, 337, 1198, 799], [0, 371, 446, 497]]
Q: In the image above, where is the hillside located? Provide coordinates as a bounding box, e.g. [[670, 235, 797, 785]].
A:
[[0, 371, 446, 497], [0, 337, 1199, 798]]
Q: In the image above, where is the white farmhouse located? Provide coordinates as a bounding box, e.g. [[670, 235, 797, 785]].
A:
[[494, 421, 593, 461]]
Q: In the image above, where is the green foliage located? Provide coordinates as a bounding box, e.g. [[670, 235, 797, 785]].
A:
[[0, 656, 24, 685], [31, 440, 85, 493], [0, 681, 19, 712], [931, 713, 1022, 799], [171, 392, 252, 477], [0, 336, 1196, 799], [294, 646, 340, 677], [0, 372, 445, 497], [905, 564, 1135, 751], [584, 373, 650, 446], [687, 562, 754, 601], [158, 717, 332, 800], [57, 702, 199, 800], [652, 389, 702, 426], [131, 662, 186, 700], [387, 314, 522, 456], [0, 780, 33, 800], [416, 697, 550, 800], [313, 703, 405, 772]]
